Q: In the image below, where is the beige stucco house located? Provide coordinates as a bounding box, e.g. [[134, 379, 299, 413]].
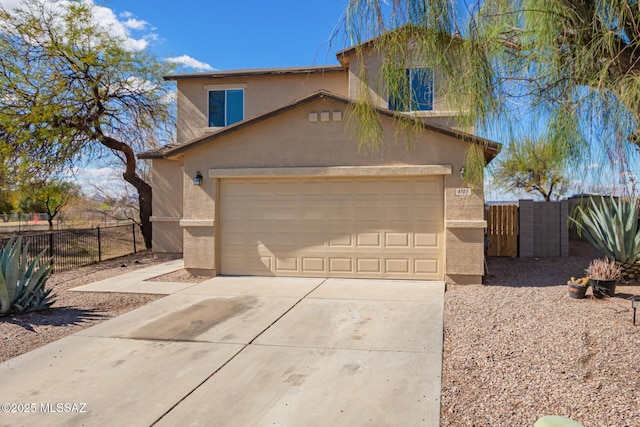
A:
[[140, 34, 500, 285]]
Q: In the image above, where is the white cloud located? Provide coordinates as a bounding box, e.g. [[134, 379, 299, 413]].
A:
[[123, 18, 148, 31], [0, 0, 157, 51], [0, 0, 22, 10], [166, 55, 216, 71]]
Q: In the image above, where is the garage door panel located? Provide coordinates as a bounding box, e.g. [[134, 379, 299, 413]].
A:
[[414, 179, 440, 195], [302, 257, 325, 272], [357, 232, 381, 247], [386, 259, 410, 274], [329, 258, 354, 273], [383, 180, 411, 194], [414, 233, 439, 248], [356, 206, 381, 220], [385, 233, 410, 248], [357, 258, 381, 273], [220, 177, 444, 280], [329, 233, 353, 247], [275, 257, 298, 272], [415, 259, 440, 274]]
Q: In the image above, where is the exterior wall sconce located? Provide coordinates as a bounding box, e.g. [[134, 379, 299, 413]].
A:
[[459, 166, 466, 180], [193, 171, 203, 186], [632, 296, 639, 325]]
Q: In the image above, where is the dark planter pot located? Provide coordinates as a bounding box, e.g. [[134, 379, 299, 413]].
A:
[[567, 282, 588, 299], [589, 279, 617, 298]]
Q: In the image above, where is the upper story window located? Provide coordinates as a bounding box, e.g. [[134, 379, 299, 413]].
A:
[[208, 88, 244, 127], [388, 67, 433, 112]]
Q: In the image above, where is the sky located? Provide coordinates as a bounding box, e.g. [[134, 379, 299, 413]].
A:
[[0, 0, 633, 200], [0, 0, 352, 71], [103, 0, 351, 71], [0, 0, 353, 195]]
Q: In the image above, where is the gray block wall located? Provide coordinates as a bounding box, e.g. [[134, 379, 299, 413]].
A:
[[518, 200, 534, 258], [518, 200, 569, 257]]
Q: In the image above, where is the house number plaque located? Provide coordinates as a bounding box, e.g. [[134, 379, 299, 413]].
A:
[[455, 188, 472, 196]]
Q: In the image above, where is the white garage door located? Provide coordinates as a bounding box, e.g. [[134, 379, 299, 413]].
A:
[[220, 176, 444, 280]]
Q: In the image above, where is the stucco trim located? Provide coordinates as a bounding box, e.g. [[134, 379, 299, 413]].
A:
[[150, 216, 182, 222], [204, 83, 248, 90], [180, 219, 215, 228], [208, 165, 452, 178], [445, 220, 487, 229]]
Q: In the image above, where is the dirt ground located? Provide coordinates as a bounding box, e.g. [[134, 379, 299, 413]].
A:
[[2, 242, 639, 426], [0, 251, 168, 363]]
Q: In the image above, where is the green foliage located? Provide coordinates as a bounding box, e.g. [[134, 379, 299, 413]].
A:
[[492, 138, 570, 201], [0, 0, 175, 248], [18, 180, 81, 227], [0, 237, 55, 316], [0, 191, 14, 214], [343, 1, 640, 185], [569, 197, 640, 265]]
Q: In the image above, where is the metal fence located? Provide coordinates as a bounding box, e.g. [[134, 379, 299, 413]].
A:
[[0, 212, 134, 233], [0, 223, 144, 273]]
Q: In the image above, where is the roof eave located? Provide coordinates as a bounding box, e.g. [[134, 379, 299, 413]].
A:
[[139, 90, 501, 162], [164, 65, 345, 81]]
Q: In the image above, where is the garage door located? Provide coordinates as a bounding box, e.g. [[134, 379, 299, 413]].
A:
[[220, 176, 444, 280]]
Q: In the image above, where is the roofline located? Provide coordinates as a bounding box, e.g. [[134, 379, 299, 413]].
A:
[[139, 90, 501, 162], [336, 25, 464, 66], [164, 65, 345, 81]]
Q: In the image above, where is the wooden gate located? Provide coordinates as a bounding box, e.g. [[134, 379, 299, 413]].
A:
[[486, 204, 519, 256]]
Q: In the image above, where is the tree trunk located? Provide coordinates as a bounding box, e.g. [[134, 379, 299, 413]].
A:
[[95, 130, 153, 249], [120, 170, 152, 249], [134, 179, 153, 249]]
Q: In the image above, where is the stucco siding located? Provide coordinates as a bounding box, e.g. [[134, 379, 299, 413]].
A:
[[176, 72, 348, 142], [444, 228, 485, 278], [183, 98, 470, 170], [150, 159, 183, 254], [344, 47, 453, 113], [183, 226, 216, 274], [176, 97, 486, 281]]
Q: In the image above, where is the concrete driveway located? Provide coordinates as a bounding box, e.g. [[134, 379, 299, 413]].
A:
[[0, 274, 444, 427]]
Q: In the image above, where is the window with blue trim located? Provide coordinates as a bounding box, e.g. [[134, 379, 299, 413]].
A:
[[388, 67, 433, 112], [208, 89, 244, 127]]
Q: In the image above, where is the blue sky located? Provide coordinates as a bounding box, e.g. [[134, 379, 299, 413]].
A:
[[100, 0, 349, 71], [0, 0, 633, 200], [0, 0, 353, 195], [0, 0, 351, 70]]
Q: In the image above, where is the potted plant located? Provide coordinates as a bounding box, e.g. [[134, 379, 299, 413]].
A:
[[567, 277, 589, 299], [586, 257, 622, 298]]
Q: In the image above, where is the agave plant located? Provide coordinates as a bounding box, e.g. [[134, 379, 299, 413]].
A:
[[0, 237, 56, 316], [569, 196, 640, 266]]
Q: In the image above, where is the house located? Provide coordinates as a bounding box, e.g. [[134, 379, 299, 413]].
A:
[[139, 32, 501, 285]]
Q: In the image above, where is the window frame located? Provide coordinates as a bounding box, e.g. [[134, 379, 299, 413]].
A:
[[205, 85, 246, 128], [388, 67, 434, 113]]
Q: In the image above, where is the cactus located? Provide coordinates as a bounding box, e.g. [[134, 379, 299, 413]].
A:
[[569, 196, 640, 266], [0, 237, 56, 316]]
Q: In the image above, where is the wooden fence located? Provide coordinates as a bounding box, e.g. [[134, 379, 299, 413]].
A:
[[486, 204, 519, 256]]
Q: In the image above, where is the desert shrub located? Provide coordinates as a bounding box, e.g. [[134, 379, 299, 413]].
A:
[[0, 237, 56, 316], [569, 196, 640, 265]]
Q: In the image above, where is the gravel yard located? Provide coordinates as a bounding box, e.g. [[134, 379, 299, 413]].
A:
[[0, 251, 167, 363], [442, 241, 640, 427], [1, 242, 639, 426]]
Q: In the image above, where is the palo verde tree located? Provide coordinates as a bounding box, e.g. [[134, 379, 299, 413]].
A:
[[492, 138, 570, 201], [342, 1, 640, 184], [0, 0, 175, 248]]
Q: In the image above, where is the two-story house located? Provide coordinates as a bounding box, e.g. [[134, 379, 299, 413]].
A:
[[140, 32, 500, 285]]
